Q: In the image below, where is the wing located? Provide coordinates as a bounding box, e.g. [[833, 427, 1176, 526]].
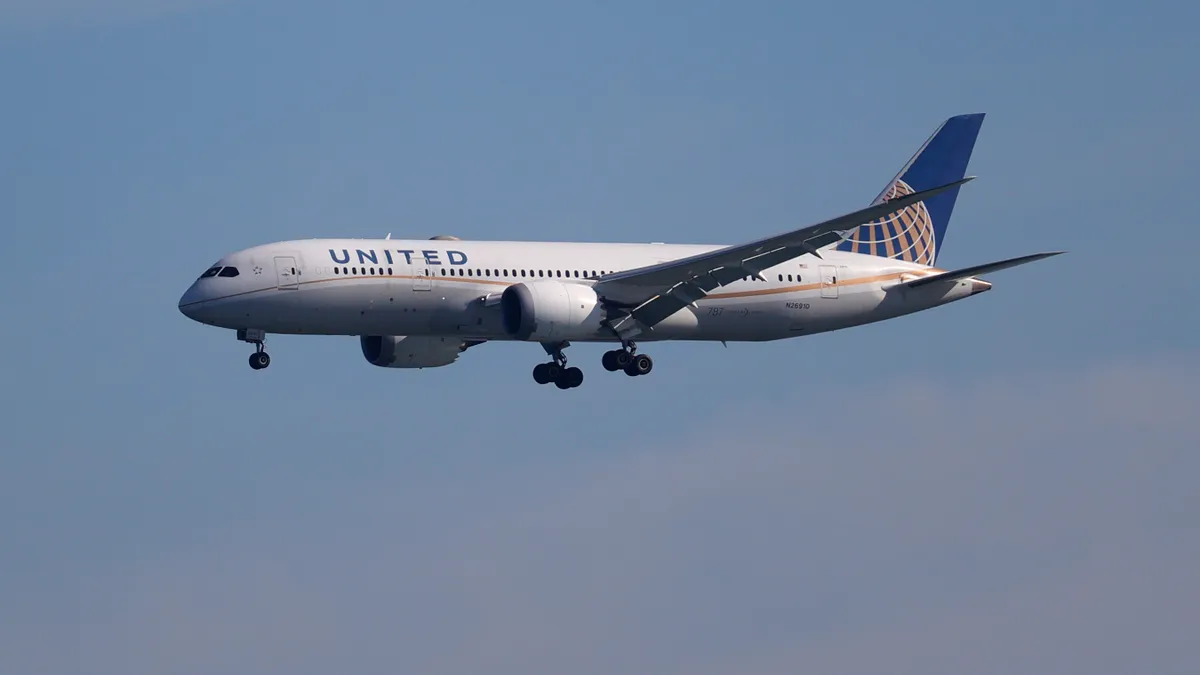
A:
[[593, 177, 974, 338]]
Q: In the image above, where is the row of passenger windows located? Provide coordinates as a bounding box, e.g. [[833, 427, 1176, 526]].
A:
[[330, 266, 803, 282], [442, 268, 605, 279], [198, 266, 240, 279], [332, 267, 616, 279], [335, 267, 395, 276]]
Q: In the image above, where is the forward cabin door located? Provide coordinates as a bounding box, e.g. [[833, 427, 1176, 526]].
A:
[[274, 256, 299, 290]]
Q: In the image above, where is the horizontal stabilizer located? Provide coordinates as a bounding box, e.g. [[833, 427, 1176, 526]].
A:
[[906, 251, 1065, 288]]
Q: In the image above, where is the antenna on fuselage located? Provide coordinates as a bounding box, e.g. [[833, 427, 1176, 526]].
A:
[[385, 233, 392, 239]]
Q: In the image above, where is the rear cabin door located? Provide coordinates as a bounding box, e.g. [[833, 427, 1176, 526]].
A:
[[819, 265, 838, 299]]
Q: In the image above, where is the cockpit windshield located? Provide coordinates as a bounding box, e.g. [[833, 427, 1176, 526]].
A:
[[198, 266, 240, 279]]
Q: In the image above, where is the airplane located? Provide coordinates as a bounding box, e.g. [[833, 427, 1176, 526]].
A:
[[178, 113, 1062, 389]]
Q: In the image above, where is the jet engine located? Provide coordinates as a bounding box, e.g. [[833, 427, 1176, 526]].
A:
[[360, 335, 469, 368], [500, 281, 606, 341]]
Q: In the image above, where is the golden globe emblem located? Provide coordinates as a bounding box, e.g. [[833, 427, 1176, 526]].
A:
[[842, 179, 937, 265]]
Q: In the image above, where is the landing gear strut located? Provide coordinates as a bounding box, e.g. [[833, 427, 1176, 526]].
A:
[[602, 341, 653, 377], [533, 341, 583, 389], [238, 328, 271, 370]]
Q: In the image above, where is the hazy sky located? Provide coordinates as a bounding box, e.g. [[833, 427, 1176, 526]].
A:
[[1, 2, 1197, 674]]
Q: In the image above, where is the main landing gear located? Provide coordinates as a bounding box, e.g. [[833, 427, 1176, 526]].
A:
[[533, 341, 584, 389], [532, 340, 654, 389], [238, 328, 271, 371], [602, 342, 653, 377]]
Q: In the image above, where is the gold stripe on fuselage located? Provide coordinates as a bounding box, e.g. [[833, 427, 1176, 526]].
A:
[[191, 267, 947, 306]]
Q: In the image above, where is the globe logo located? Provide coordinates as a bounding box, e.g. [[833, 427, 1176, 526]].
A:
[[840, 179, 937, 265]]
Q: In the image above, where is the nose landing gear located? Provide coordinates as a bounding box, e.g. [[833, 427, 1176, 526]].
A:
[[238, 328, 271, 371], [248, 347, 270, 370]]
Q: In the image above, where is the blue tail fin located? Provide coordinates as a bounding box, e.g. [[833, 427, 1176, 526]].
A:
[[836, 113, 985, 266]]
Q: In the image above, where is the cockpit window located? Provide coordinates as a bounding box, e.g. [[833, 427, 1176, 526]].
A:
[[217, 266, 240, 277], [199, 267, 221, 279]]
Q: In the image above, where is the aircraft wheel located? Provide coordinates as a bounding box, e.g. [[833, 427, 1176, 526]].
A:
[[613, 349, 632, 370], [564, 366, 584, 388], [533, 362, 553, 384], [601, 350, 621, 372], [249, 351, 271, 370], [624, 353, 652, 377]]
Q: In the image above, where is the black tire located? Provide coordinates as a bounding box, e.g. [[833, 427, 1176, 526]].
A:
[[624, 353, 652, 376], [613, 350, 632, 369], [601, 350, 620, 372], [249, 352, 270, 370], [545, 363, 562, 381], [564, 366, 584, 388], [555, 377, 573, 389], [533, 362, 552, 384]]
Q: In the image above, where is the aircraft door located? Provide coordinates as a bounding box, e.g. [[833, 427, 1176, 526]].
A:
[[274, 256, 300, 290], [819, 265, 838, 299], [410, 259, 433, 292]]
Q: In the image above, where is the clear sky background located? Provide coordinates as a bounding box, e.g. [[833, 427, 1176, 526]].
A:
[[1, 1, 1197, 674]]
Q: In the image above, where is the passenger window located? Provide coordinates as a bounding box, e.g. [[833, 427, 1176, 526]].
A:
[[334, 267, 340, 275], [352, 267, 358, 274], [538, 270, 544, 277], [218, 267, 240, 277], [388, 267, 393, 275], [787, 274, 793, 281]]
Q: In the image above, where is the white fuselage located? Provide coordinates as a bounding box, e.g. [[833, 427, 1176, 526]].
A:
[[178, 238, 989, 342]]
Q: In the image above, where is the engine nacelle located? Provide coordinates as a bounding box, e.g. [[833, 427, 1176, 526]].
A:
[[500, 281, 606, 341], [360, 335, 467, 368]]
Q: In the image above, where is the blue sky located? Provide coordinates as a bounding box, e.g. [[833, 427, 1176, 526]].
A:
[[1, 2, 1197, 673]]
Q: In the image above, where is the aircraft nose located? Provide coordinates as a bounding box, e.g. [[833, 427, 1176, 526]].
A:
[[178, 283, 208, 321]]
